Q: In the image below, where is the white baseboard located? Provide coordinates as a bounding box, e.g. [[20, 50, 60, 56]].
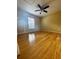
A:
[[17, 32, 28, 35]]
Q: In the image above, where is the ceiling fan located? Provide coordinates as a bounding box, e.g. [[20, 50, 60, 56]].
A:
[[35, 4, 50, 14]]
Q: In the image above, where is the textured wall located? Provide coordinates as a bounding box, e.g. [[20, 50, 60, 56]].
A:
[[40, 11, 61, 33]]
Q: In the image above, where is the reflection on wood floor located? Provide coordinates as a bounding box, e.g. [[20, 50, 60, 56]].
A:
[[17, 31, 61, 59]]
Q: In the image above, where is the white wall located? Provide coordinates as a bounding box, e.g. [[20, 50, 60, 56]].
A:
[[17, 7, 41, 34], [40, 11, 61, 33], [17, 7, 61, 34]]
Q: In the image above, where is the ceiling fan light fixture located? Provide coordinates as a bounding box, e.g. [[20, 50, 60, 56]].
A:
[[35, 4, 50, 14]]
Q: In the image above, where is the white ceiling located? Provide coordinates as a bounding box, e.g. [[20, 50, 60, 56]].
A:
[[17, 0, 61, 17]]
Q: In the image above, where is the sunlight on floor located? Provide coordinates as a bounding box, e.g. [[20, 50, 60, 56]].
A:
[[28, 33, 35, 45]]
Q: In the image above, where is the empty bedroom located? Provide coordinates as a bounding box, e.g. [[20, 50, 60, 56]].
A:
[[17, 0, 61, 59]]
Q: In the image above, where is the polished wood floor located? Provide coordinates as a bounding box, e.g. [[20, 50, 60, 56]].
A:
[[17, 31, 61, 59]]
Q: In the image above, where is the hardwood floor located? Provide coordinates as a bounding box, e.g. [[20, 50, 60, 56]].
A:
[[17, 31, 61, 59]]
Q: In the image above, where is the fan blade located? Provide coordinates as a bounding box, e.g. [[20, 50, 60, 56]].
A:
[[35, 10, 40, 11], [43, 10, 47, 13], [43, 5, 49, 9], [38, 4, 42, 9]]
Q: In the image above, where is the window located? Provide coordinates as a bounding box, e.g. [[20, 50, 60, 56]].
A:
[[28, 17, 35, 29]]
